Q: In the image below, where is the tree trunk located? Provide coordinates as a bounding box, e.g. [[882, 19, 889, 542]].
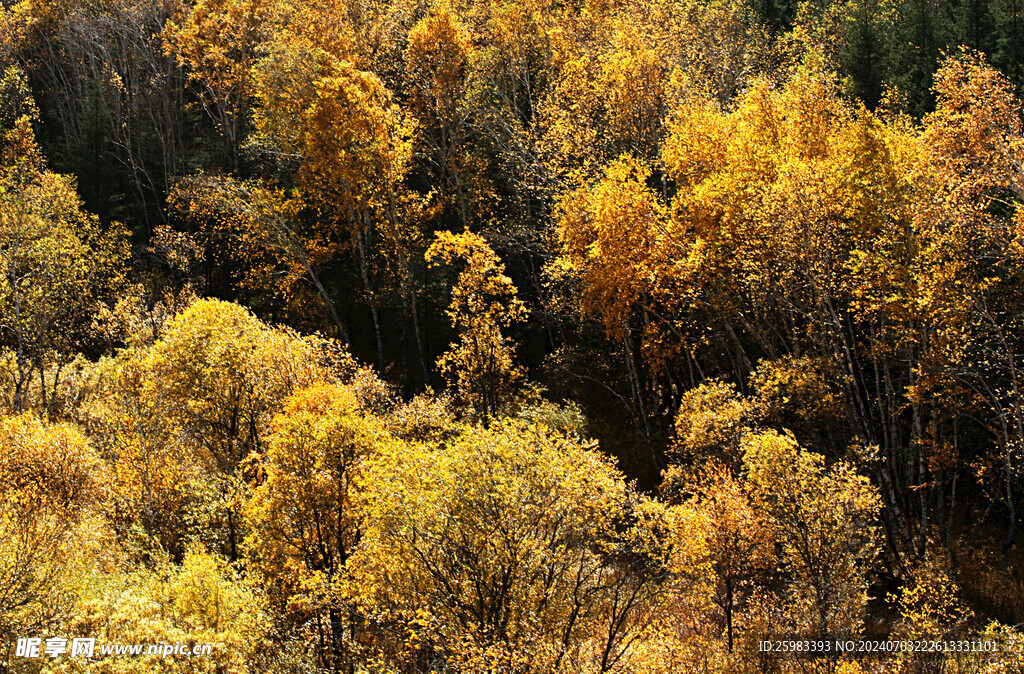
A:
[[354, 226, 384, 370]]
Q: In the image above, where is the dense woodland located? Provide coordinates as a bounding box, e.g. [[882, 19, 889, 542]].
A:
[[3, 0, 1024, 671]]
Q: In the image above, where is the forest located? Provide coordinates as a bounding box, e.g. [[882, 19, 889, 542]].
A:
[[2, 0, 1024, 671]]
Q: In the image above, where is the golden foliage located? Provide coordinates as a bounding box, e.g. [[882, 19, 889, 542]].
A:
[[427, 230, 527, 421], [0, 414, 108, 643], [350, 419, 666, 672], [52, 545, 270, 674], [245, 384, 385, 611], [0, 102, 129, 413], [744, 430, 881, 638]]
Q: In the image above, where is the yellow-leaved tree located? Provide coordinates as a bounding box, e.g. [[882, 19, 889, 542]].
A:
[[250, 29, 419, 368], [743, 430, 882, 640], [0, 68, 129, 414], [427, 230, 527, 423], [405, 4, 476, 226], [350, 419, 668, 672], [687, 460, 777, 654], [82, 348, 201, 558], [61, 545, 272, 674], [163, 0, 281, 169], [135, 299, 345, 560], [245, 383, 389, 671], [0, 414, 108, 648]]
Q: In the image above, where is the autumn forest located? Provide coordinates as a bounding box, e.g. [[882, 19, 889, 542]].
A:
[[2, 0, 1024, 671]]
